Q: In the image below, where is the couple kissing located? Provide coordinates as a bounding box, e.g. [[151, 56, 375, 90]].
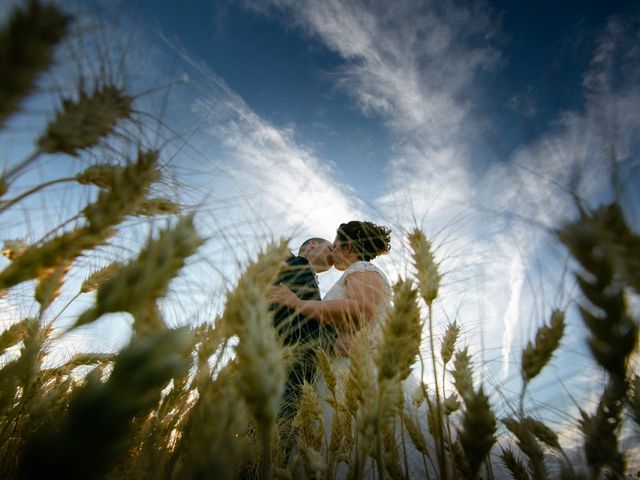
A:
[[266, 220, 392, 465]]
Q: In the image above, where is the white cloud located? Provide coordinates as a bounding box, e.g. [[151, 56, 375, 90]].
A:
[[501, 250, 524, 379], [244, 0, 640, 389], [155, 34, 364, 245], [248, 0, 499, 145]]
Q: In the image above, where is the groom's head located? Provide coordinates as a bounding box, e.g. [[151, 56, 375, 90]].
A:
[[298, 238, 333, 273]]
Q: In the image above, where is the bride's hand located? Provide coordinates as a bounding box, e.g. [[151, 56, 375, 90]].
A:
[[266, 285, 300, 309]]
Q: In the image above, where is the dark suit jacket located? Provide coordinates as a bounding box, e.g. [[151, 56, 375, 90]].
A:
[[271, 255, 336, 349]]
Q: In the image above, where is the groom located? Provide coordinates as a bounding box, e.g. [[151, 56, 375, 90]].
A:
[[271, 238, 336, 444]]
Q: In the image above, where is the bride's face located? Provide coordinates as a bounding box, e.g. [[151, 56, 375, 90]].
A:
[[331, 235, 355, 271]]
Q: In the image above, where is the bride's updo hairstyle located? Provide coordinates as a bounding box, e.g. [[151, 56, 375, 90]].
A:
[[336, 221, 391, 261]]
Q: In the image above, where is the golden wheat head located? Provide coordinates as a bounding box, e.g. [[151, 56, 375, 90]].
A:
[[0, 0, 70, 129]]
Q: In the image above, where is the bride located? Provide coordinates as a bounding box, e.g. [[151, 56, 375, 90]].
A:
[[269, 220, 425, 477]]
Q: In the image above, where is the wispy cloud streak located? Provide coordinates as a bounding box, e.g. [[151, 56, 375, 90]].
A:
[[245, 1, 640, 384]]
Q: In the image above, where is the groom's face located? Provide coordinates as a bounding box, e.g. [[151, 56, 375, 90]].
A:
[[307, 239, 333, 273]]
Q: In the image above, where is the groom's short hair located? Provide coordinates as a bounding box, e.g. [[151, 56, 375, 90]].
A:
[[298, 237, 327, 256]]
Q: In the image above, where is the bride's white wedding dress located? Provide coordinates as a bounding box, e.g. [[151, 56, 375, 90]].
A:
[[312, 261, 430, 479]]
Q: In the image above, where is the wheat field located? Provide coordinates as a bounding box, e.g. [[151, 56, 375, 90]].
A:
[[0, 2, 639, 479]]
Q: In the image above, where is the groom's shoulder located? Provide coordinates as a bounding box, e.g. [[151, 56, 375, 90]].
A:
[[279, 255, 314, 286], [286, 255, 310, 267], [282, 255, 313, 279]]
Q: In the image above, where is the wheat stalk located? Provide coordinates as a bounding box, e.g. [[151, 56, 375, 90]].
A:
[[2, 24, 132, 187], [558, 205, 637, 478], [58, 353, 114, 372], [0, 176, 77, 214]]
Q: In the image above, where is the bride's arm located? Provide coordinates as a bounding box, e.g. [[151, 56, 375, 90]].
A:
[[267, 271, 385, 329]]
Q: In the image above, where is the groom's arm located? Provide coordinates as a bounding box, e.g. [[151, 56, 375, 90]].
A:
[[273, 258, 337, 348], [272, 271, 385, 331], [271, 257, 321, 342]]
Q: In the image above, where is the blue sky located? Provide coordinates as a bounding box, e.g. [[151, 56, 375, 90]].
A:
[[1, 0, 640, 459]]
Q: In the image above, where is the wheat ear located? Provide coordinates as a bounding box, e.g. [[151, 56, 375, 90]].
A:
[[501, 448, 531, 480], [520, 310, 565, 411], [35, 259, 72, 313], [590, 203, 640, 295], [344, 329, 377, 478], [83, 149, 161, 233], [521, 310, 564, 384], [19, 327, 193, 479], [557, 211, 636, 381], [628, 374, 640, 430], [293, 382, 327, 478], [2, 239, 28, 259], [80, 262, 124, 293], [579, 379, 627, 478], [408, 228, 440, 307], [220, 240, 289, 479], [458, 386, 497, 479], [376, 278, 422, 383], [37, 85, 132, 156], [2, 153, 154, 288], [74, 215, 204, 334], [0, 318, 41, 411], [441, 321, 460, 367], [75, 164, 125, 189], [170, 363, 247, 480], [452, 347, 474, 403], [0, 227, 112, 296], [0, 0, 70, 130], [409, 228, 449, 479], [134, 197, 182, 216], [502, 417, 547, 480], [0, 318, 34, 355]]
